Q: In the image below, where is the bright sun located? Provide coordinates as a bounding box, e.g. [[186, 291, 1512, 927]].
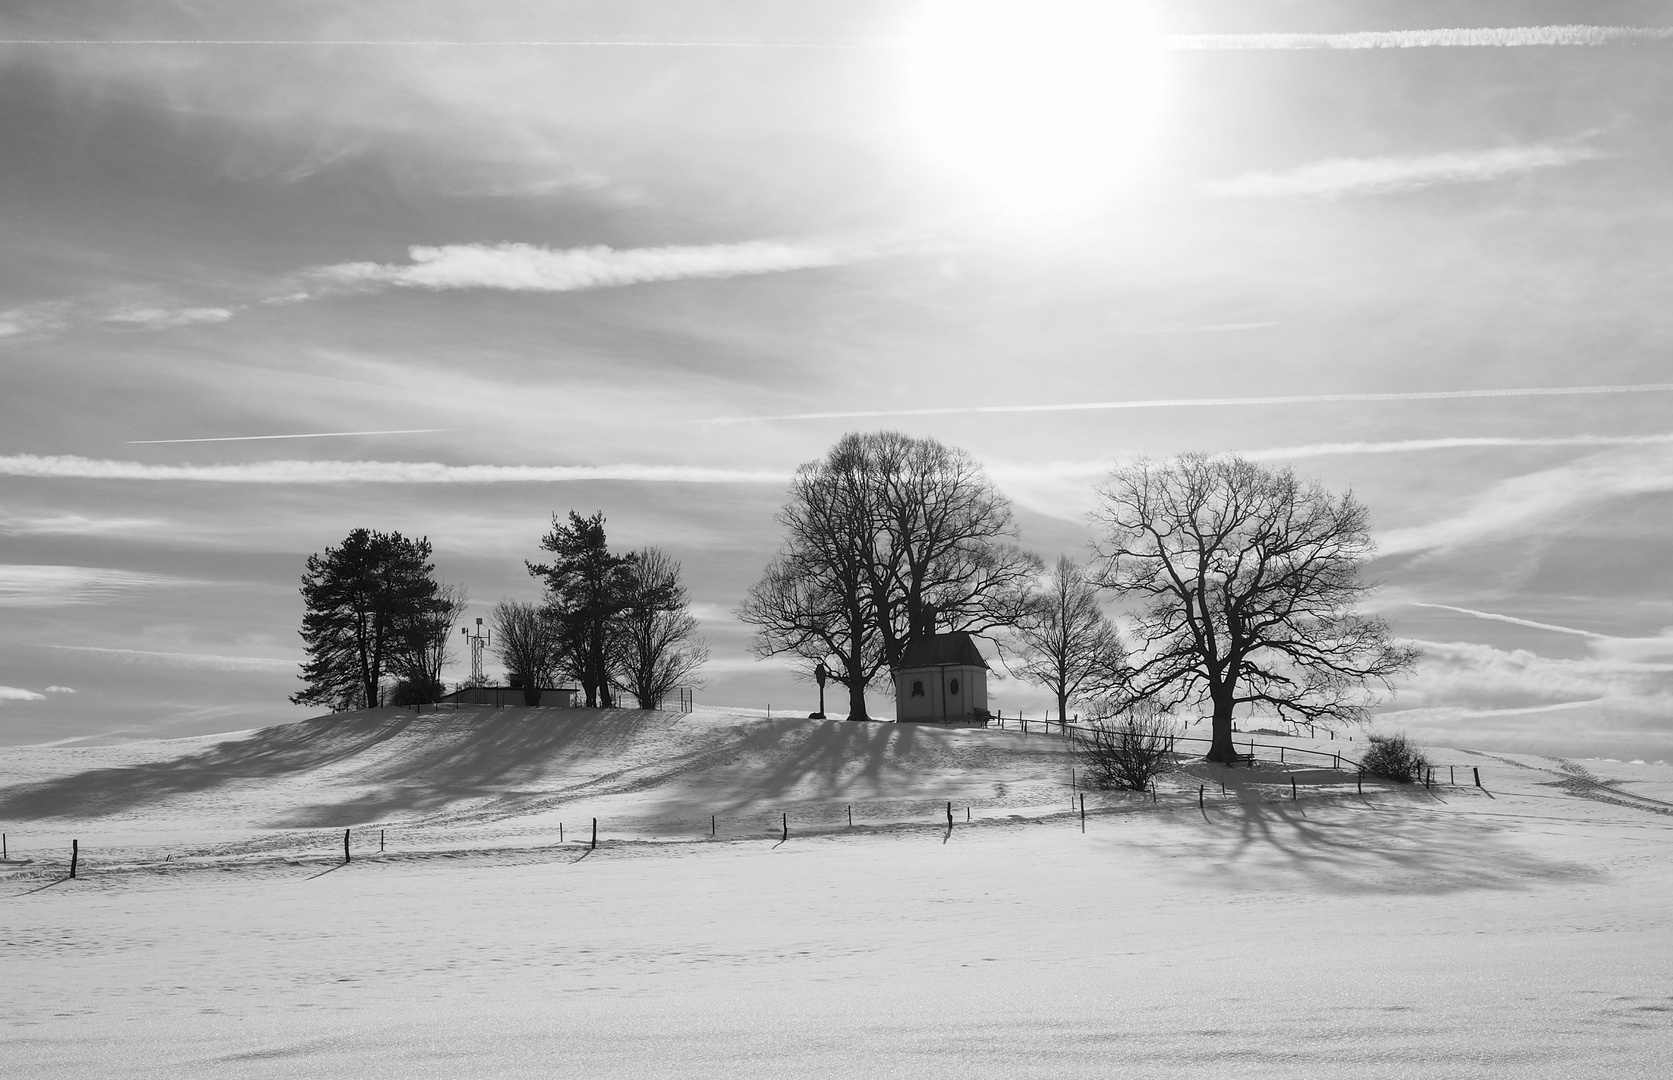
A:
[[902, 0, 1162, 209]]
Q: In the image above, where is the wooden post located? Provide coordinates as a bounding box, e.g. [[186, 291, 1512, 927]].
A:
[[1199, 785, 1204, 809], [591, 818, 597, 850], [1474, 767, 1482, 788], [847, 805, 852, 827], [1291, 778, 1297, 801], [560, 823, 564, 843], [70, 839, 78, 879], [1079, 793, 1085, 832], [711, 814, 716, 838], [2, 832, 6, 860], [380, 829, 385, 852], [966, 806, 970, 822], [946, 801, 953, 828], [343, 829, 350, 863], [1280, 746, 1285, 763], [1450, 766, 1455, 785], [1357, 771, 1363, 795], [781, 813, 787, 842]]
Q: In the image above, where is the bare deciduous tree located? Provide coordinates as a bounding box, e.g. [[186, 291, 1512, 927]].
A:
[[1013, 555, 1126, 722], [1090, 454, 1418, 763], [491, 599, 561, 706], [389, 582, 467, 704], [616, 547, 708, 709], [739, 440, 884, 720], [739, 431, 1038, 720]]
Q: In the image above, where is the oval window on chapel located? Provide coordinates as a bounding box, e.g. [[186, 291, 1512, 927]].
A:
[[948, 679, 960, 695]]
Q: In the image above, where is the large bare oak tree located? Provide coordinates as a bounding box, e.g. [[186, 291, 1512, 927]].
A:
[[1089, 454, 1417, 763], [739, 431, 1038, 720]]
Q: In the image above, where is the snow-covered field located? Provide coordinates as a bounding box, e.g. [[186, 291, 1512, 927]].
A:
[[4, 708, 1671, 1077]]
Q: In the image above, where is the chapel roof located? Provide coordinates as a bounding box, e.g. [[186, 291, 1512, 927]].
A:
[[896, 631, 988, 670]]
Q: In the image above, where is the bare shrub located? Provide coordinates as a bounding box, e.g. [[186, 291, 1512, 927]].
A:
[[1075, 711, 1178, 792], [1359, 731, 1430, 783]]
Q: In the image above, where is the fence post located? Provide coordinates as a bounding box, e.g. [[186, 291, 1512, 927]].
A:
[[1474, 767, 1482, 788], [1079, 793, 1085, 832], [2, 832, 6, 860], [1199, 785, 1204, 809], [70, 838, 78, 879], [343, 829, 350, 864], [711, 814, 716, 838], [380, 829, 385, 852], [947, 801, 953, 828], [1280, 746, 1285, 763], [1291, 778, 1297, 801], [847, 804, 852, 827], [591, 818, 597, 850], [781, 813, 788, 842], [560, 823, 564, 843]]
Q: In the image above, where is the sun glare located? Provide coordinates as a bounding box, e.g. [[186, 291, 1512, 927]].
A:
[[903, 0, 1162, 210]]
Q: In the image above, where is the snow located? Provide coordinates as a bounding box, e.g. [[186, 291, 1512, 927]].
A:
[[4, 708, 1671, 1077]]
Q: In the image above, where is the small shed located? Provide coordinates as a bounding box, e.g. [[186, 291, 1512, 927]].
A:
[[893, 632, 989, 723]]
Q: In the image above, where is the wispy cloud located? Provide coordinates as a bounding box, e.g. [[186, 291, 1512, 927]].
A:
[[0, 565, 196, 606], [1168, 26, 1673, 50], [43, 685, 76, 694], [41, 644, 294, 672], [0, 686, 47, 703], [0, 512, 164, 536], [1390, 637, 1673, 717], [1380, 442, 1673, 555], [309, 240, 852, 295], [0, 455, 792, 485], [1200, 144, 1603, 201], [1240, 433, 1673, 460], [127, 429, 452, 445], [0, 302, 72, 339], [700, 382, 1673, 424], [101, 306, 236, 329]]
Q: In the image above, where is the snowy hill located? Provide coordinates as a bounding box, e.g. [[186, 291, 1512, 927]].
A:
[[4, 709, 1672, 1078]]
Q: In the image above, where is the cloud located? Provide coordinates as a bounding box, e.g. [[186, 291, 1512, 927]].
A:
[[43, 685, 76, 694], [699, 382, 1673, 424], [309, 240, 852, 295], [0, 455, 792, 485], [1390, 637, 1673, 715], [40, 645, 294, 672], [0, 513, 164, 536], [0, 686, 47, 703], [0, 564, 197, 606], [101, 306, 236, 328], [1167, 26, 1673, 49], [1199, 145, 1603, 201], [127, 428, 452, 444], [1239, 434, 1673, 460], [1380, 442, 1673, 555], [0, 302, 73, 339]]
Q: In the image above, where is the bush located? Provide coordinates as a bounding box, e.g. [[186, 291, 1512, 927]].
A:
[[389, 677, 444, 706], [1359, 731, 1429, 783], [1075, 712, 1178, 792]]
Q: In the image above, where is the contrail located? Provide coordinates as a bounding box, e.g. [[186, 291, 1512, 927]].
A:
[[1405, 603, 1609, 640], [0, 455, 792, 484], [7, 26, 1670, 49], [0, 38, 910, 49], [1168, 26, 1673, 49], [127, 428, 453, 444], [699, 383, 1673, 424]]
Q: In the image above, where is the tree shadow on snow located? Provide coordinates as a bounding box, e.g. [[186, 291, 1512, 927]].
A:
[[1173, 788, 1594, 895]]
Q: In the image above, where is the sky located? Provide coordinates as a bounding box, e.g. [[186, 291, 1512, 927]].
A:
[[1, 0, 1670, 758]]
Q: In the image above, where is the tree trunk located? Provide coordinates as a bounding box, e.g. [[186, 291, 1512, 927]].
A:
[[844, 678, 870, 722], [1206, 695, 1238, 763], [1056, 689, 1069, 726]]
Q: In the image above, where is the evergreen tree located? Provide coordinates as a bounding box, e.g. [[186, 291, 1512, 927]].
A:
[[293, 529, 440, 710]]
